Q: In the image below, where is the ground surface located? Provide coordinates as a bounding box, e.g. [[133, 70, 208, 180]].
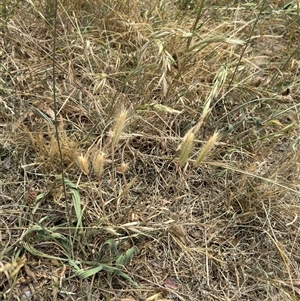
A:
[[0, 1, 300, 300]]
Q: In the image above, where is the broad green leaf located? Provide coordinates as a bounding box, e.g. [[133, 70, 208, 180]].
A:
[[68, 259, 81, 272], [75, 265, 103, 279], [116, 246, 138, 267], [99, 238, 118, 255]]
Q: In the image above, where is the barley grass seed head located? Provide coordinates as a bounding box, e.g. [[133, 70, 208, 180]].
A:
[[76, 153, 90, 175], [194, 132, 220, 167]]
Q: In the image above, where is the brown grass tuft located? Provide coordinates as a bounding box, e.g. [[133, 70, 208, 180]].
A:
[[1, 1, 300, 300]]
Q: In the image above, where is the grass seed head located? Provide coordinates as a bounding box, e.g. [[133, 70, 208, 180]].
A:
[[76, 153, 90, 175], [194, 132, 220, 167], [178, 131, 195, 166], [112, 109, 128, 147], [117, 162, 129, 174], [92, 151, 106, 178]]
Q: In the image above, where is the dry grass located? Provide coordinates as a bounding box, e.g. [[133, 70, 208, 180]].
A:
[[0, 0, 300, 300]]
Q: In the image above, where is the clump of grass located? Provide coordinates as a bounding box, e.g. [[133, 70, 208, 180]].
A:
[[1, 0, 300, 300]]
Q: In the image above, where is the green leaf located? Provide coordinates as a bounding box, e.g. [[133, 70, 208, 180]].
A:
[[76, 265, 103, 279], [116, 246, 138, 267], [99, 239, 118, 256], [68, 259, 81, 272], [59, 176, 83, 230], [115, 270, 140, 288]]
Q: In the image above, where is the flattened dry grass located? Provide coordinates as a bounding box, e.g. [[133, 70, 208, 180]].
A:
[[0, 0, 300, 300]]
